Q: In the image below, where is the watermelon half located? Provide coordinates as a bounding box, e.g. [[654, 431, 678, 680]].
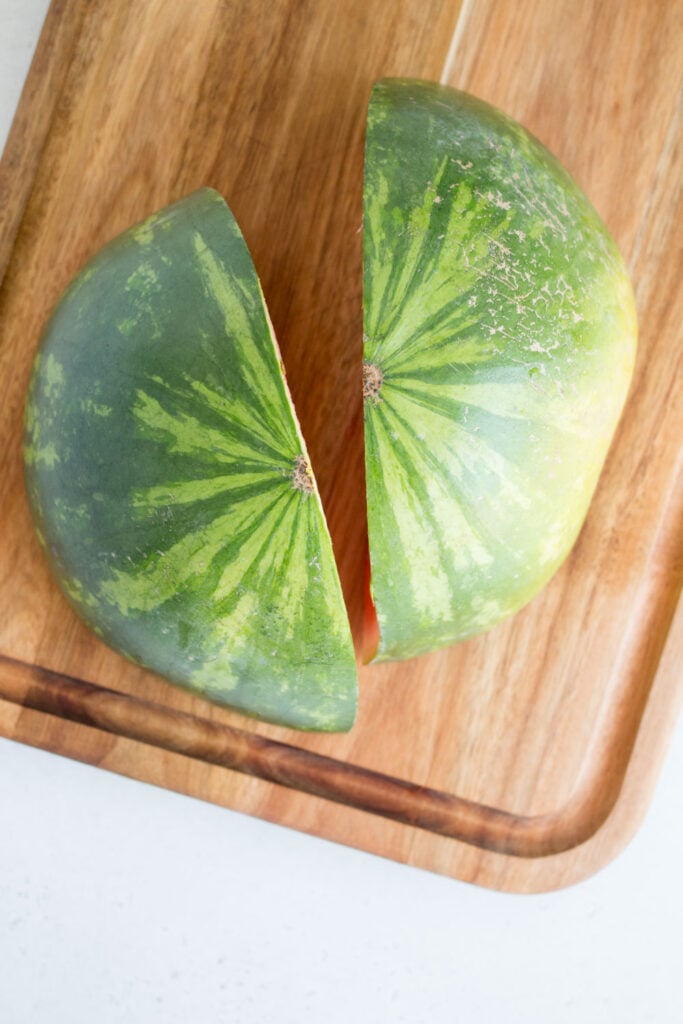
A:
[[362, 80, 637, 662], [24, 189, 357, 731]]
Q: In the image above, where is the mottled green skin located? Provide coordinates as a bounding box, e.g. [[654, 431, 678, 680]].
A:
[[363, 80, 637, 662], [24, 189, 357, 731]]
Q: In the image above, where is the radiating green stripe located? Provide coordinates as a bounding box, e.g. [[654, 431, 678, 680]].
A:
[[211, 490, 296, 609], [366, 157, 454, 359], [132, 388, 266, 465], [131, 470, 281, 511], [100, 484, 287, 615], [378, 397, 506, 561], [368, 402, 489, 632], [385, 378, 582, 455], [381, 302, 482, 378], [193, 233, 296, 452]]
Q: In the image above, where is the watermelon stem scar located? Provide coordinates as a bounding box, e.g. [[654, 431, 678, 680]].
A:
[[362, 361, 383, 403]]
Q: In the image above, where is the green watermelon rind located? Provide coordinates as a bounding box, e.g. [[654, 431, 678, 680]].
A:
[[24, 188, 358, 732], [363, 79, 637, 662]]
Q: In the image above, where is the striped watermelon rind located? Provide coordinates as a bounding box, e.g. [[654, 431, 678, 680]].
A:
[[24, 189, 358, 732], [363, 80, 637, 662]]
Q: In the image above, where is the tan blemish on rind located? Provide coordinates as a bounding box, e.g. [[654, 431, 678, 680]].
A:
[[292, 454, 314, 493], [363, 361, 383, 403]]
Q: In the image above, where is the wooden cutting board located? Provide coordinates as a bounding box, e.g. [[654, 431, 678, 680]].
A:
[[0, 0, 681, 893]]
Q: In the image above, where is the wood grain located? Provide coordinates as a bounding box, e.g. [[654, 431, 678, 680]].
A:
[[0, 0, 681, 891]]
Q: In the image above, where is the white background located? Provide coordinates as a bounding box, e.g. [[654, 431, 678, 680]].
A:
[[0, 2, 681, 1021]]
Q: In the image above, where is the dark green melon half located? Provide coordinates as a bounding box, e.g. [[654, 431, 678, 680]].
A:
[[363, 79, 637, 662], [24, 189, 357, 731]]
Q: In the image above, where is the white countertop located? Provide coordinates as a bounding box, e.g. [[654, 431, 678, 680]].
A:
[[1, 3, 680, 1021]]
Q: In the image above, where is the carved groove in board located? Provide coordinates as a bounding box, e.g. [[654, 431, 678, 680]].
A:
[[0, 653, 640, 858]]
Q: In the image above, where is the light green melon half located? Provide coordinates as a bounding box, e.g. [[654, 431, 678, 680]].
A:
[[363, 79, 637, 662]]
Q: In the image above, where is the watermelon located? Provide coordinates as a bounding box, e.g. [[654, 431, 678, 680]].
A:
[[362, 80, 637, 662], [24, 189, 357, 731]]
